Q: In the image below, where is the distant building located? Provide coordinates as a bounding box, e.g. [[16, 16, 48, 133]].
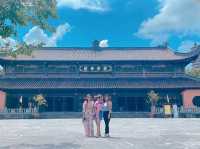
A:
[[0, 44, 200, 112]]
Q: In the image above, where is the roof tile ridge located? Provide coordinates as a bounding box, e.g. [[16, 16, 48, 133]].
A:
[[38, 46, 169, 51]]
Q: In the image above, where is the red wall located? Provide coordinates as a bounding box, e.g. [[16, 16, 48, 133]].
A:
[[182, 89, 200, 108], [0, 91, 6, 111]]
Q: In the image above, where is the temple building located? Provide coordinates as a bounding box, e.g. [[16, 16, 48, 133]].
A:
[[0, 43, 200, 113]]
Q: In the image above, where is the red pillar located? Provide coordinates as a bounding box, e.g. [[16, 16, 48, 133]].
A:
[[0, 90, 6, 111], [182, 89, 200, 108]]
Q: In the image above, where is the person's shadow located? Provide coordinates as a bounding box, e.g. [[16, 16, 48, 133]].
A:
[[96, 136, 122, 140]]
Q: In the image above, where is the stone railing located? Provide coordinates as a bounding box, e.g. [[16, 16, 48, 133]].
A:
[[179, 107, 200, 113], [156, 106, 200, 114], [0, 108, 38, 113]]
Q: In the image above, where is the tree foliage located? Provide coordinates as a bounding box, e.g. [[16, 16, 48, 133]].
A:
[[185, 67, 200, 78], [0, 0, 57, 57], [0, 0, 57, 38], [147, 90, 160, 106], [33, 94, 47, 107], [7, 42, 44, 58]]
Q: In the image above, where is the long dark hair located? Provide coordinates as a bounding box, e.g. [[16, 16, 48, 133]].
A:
[[103, 94, 111, 103], [83, 96, 88, 103]]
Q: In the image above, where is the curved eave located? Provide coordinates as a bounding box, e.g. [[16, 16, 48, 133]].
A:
[[174, 46, 200, 62], [0, 56, 197, 63]]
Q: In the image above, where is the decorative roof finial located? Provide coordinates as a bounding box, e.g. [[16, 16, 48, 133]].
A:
[[92, 40, 100, 48], [157, 41, 168, 48], [194, 42, 197, 48], [163, 41, 168, 48], [191, 42, 200, 51]]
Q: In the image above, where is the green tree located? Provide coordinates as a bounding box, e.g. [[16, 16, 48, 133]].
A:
[[33, 94, 48, 112], [185, 67, 200, 78], [147, 90, 160, 117], [0, 0, 57, 57], [7, 42, 44, 58], [0, 0, 57, 38]]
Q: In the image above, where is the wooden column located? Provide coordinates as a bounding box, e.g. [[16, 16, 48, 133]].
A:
[[74, 93, 82, 112], [112, 92, 118, 112]]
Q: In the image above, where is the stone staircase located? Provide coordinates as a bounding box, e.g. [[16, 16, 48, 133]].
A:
[[2, 112, 200, 119]]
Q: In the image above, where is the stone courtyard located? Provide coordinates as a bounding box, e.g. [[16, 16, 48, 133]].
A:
[[0, 118, 200, 149]]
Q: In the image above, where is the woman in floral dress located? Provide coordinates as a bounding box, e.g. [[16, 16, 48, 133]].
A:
[[82, 94, 94, 137]]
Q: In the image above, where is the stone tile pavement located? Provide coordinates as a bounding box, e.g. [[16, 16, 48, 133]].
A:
[[0, 118, 200, 149]]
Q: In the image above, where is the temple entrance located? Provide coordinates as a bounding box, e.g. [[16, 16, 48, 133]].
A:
[[46, 96, 74, 112], [117, 96, 149, 112], [3, 90, 183, 113]]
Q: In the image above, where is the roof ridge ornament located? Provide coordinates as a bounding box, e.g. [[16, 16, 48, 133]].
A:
[[193, 42, 197, 48], [191, 42, 200, 51], [163, 41, 168, 48], [175, 42, 200, 60], [157, 41, 168, 49], [92, 40, 101, 50]]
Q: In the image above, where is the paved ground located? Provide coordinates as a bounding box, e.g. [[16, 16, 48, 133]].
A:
[[0, 119, 200, 149]]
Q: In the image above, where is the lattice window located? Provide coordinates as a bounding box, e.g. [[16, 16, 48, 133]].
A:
[[115, 65, 143, 73], [15, 64, 44, 73], [47, 65, 77, 73]]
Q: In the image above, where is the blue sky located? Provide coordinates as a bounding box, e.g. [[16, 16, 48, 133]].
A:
[[54, 0, 158, 47], [5, 0, 200, 51]]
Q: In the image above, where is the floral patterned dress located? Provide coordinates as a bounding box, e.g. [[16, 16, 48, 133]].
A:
[[82, 100, 94, 137]]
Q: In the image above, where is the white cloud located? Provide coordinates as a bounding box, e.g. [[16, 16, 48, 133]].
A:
[[47, 23, 71, 46], [23, 27, 48, 46], [57, 0, 108, 12], [0, 36, 18, 49], [23, 23, 71, 47], [137, 0, 200, 44], [99, 39, 109, 47]]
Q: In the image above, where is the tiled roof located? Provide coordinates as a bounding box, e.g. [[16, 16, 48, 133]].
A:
[[0, 77, 200, 90], [1, 47, 197, 61]]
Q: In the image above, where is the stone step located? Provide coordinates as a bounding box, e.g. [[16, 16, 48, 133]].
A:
[[0, 112, 152, 119], [1, 112, 200, 119]]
